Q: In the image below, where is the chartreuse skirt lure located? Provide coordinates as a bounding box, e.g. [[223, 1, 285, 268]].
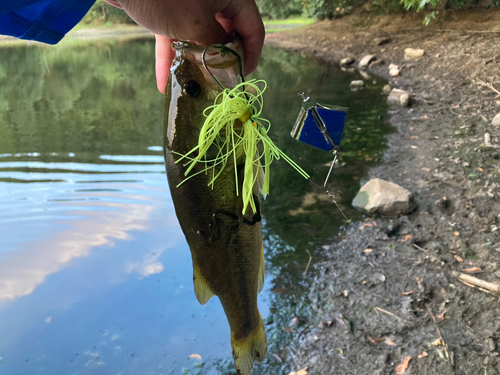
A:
[[174, 79, 309, 214]]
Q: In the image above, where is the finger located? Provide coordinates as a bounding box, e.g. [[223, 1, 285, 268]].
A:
[[118, 0, 228, 46], [168, 4, 228, 46], [155, 35, 176, 94], [217, 0, 264, 76], [102, 0, 123, 9]]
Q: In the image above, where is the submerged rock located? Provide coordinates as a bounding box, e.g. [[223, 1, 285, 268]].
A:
[[387, 88, 411, 107], [359, 54, 376, 69], [350, 80, 365, 87], [352, 178, 416, 216]]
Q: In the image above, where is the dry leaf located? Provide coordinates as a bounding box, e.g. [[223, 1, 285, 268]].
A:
[[418, 351, 428, 359], [478, 167, 484, 172], [400, 291, 413, 296], [372, 221, 378, 226], [432, 338, 444, 346], [413, 277, 419, 282], [188, 354, 202, 361], [402, 234, 413, 243], [421, 167, 431, 172], [385, 338, 396, 346], [454, 255, 464, 263], [395, 356, 412, 375], [364, 223, 373, 227], [411, 136, 419, 139], [462, 267, 482, 273], [363, 248, 373, 254], [359, 225, 365, 231], [437, 309, 447, 320], [284, 327, 296, 333], [289, 367, 308, 375], [367, 336, 385, 345], [411, 145, 418, 149], [453, 231, 460, 236]]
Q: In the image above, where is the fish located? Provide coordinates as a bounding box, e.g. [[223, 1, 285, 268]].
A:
[[163, 40, 267, 375]]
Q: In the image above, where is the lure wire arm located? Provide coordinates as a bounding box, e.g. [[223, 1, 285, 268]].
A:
[[298, 93, 352, 225]]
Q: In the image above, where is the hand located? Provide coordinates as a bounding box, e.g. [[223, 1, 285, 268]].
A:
[[103, 0, 265, 94]]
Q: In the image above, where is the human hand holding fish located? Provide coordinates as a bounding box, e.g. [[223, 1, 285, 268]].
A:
[[103, 0, 265, 93]]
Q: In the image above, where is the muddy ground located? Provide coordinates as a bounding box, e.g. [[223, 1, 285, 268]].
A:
[[266, 9, 500, 375]]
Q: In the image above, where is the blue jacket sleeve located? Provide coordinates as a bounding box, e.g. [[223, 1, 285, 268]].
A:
[[0, 0, 96, 44]]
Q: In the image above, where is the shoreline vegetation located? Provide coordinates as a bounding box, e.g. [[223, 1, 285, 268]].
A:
[[266, 8, 500, 374]]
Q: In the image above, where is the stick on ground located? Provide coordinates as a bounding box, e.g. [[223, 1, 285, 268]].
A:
[[451, 270, 500, 294]]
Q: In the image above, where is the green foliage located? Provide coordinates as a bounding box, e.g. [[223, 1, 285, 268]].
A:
[[80, 0, 134, 25], [400, 0, 438, 11], [301, 0, 366, 19], [257, 0, 303, 19]]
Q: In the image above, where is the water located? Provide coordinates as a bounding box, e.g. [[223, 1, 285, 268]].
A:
[[0, 38, 390, 375]]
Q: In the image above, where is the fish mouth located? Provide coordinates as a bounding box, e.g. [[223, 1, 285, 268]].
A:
[[172, 39, 244, 89]]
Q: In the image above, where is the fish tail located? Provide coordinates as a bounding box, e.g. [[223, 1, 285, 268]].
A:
[[231, 315, 267, 375]]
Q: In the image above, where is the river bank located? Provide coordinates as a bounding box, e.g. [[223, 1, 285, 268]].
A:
[[266, 9, 500, 375]]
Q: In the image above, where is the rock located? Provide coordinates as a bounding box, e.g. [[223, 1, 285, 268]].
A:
[[399, 92, 410, 107], [389, 68, 400, 77], [387, 88, 411, 107], [382, 84, 392, 94], [352, 178, 416, 216], [485, 132, 492, 147], [359, 54, 376, 69], [372, 37, 392, 46], [388, 63, 399, 70], [340, 57, 355, 66], [492, 113, 500, 126], [404, 48, 425, 59], [359, 70, 371, 80], [350, 80, 365, 87]]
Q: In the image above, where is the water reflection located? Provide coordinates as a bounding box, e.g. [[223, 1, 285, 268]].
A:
[[0, 38, 390, 375]]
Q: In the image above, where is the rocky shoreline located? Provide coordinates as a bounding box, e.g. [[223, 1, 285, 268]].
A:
[[266, 9, 500, 375]]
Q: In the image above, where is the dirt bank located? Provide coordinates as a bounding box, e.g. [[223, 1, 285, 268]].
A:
[[266, 9, 500, 375]]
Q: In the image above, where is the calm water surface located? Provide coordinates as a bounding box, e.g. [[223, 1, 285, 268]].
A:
[[0, 38, 390, 374]]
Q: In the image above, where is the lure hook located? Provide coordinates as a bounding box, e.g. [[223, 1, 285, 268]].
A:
[[201, 44, 245, 91]]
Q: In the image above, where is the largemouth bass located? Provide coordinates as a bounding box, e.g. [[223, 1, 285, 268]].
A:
[[163, 41, 267, 375]]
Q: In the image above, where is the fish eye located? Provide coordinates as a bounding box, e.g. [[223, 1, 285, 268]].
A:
[[183, 80, 202, 99]]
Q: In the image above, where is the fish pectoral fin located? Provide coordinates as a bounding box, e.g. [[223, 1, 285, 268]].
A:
[[193, 262, 215, 305], [231, 315, 267, 375], [258, 244, 265, 294]]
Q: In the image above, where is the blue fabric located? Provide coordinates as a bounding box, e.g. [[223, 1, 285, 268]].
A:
[[0, 0, 96, 44]]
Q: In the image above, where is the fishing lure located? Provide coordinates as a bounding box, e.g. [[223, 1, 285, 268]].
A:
[[174, 46, 309, 214], [291, 92, 351, 222]]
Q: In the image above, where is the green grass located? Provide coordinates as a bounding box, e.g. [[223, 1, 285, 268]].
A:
[[263, 16, 315, 27]]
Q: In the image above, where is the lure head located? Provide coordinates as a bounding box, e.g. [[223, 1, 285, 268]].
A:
[[164, 40, 244, 153]]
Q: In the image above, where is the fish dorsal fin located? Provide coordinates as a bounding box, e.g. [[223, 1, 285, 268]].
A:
[[258, 244, 265, 294], [193, 262, 215, 305]]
